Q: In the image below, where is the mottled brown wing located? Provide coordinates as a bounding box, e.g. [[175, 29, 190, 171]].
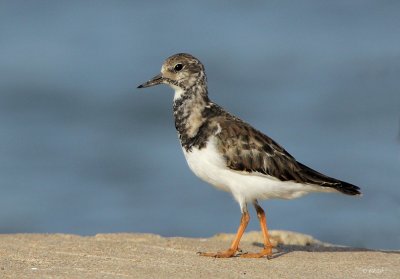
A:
[[214, 117, 304, 182], [213, 117, 361, 195]]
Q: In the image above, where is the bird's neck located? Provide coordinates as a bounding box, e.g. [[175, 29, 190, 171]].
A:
[[173, 83, 211, 149]]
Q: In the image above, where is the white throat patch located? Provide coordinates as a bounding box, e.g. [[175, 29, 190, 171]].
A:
[[172, 85, 185, 101]]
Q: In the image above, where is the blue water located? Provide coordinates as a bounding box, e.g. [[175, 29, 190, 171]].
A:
[[0, 1, 399, 250]]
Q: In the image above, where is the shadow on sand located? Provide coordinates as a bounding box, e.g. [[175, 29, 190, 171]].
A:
[[249, 242, 400, 259]]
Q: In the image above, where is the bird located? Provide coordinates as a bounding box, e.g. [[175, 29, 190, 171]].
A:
[[137, 53, 361, 258]]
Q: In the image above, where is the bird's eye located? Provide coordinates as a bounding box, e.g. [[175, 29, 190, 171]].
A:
[[174, 63, 183, 71]]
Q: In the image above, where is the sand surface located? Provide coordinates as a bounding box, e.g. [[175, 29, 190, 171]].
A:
[[0, 231, 398, 278]]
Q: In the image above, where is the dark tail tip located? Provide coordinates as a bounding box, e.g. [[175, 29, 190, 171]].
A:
[[336, 181, 362, 196]]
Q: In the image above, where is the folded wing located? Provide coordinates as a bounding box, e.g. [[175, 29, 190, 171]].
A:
[[214, 118, 361, 196]]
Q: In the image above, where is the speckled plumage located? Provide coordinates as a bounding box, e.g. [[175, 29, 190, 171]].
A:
[[140, 53, 360, 197]]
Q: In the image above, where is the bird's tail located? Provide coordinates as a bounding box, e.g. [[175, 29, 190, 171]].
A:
[[333, 180, 361, 196], [297, 162, 362, 196]]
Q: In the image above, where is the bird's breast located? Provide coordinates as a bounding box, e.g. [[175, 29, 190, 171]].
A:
[[181, 137, 231, 192]]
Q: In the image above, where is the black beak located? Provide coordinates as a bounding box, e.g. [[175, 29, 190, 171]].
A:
[[137, 74, 164, 89]]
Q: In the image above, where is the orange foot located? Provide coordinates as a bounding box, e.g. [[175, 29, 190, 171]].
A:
[[239, 247, 273, 258], [198, 248, 237, 258]]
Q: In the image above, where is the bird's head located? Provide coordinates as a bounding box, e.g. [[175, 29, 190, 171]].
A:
[[137, 53, 206, 92]]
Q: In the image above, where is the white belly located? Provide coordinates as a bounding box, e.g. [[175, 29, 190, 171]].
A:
[[182, 137, 332, 205]]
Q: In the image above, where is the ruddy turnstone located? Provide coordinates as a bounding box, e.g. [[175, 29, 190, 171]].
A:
[[138, 53, 361, 258]]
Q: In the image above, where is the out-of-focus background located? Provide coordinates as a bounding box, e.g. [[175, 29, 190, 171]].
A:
[[0, 1, 399, 250]]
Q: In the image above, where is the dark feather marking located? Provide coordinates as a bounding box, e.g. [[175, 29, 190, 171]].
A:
[[262, 144, 274, 154]]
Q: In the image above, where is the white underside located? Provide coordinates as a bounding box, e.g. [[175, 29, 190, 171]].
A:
[[182, 136, 335, 210]]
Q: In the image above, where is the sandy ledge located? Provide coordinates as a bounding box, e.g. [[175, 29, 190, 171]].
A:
[[0, 231, 398, 279]]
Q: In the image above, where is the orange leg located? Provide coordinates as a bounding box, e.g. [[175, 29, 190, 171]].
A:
[[240, 201, 273, 258], [198, 211, 250, 258]]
